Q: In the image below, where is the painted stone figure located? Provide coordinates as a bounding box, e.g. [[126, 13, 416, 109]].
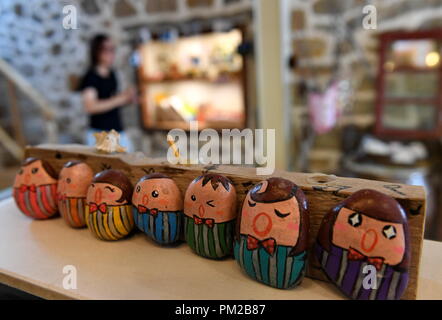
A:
[[13, 157, 58, 219], [234, 177, 309, 289], [184, 174, 237, 259], [85, 169, 134, 240], [132, 173, 183, 245], [57, 161, 94, 228], [315, 189, 410, 300]]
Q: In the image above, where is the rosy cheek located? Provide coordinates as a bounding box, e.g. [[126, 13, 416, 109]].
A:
[[393, 246, 405, 255], [159, 199, 168, 206], [334, 222, 346, 231], [287, 222, 299, 231], [110, 193, 121, 201]]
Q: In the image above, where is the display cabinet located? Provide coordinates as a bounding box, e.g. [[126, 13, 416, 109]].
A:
[[376, 30, 442, 139]]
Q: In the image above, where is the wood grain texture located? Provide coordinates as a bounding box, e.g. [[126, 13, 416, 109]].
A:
[[25, 144, 426, 300]]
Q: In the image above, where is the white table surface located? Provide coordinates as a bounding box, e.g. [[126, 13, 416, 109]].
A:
[[0, 197, 440, 300]]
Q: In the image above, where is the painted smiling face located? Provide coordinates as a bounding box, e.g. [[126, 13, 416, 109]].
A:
[[184, 174, 237, 259], [184, 174, 236, 223], [132, 173, 183, 212], [234, 177, 309, 289], [315, 189, 410, 300], [57, 161, 94, 228], [85, 170, 134, 241], [132, 173, 184, 245], [13, 157, 58, 219]]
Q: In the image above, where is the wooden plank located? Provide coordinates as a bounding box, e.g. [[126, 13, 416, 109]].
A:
[[24, 143, 426, 299], [0, 126, 24, 161], [6, 80, 26, 147]]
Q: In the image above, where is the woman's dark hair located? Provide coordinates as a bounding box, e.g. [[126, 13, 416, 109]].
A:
[[317, 189, 410, 270], [92, 169, 133, 204], [236, 177, 309, 256], [89, 34, 110, 67]]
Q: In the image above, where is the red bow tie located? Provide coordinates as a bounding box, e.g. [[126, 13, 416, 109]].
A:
[[138, 205, 158, 216], [247, 235, 276, 256], [193, 215, 214, 228], [19, 184, 37, 193], [89, 202, 107, 214], [348, 247, 384, 271]]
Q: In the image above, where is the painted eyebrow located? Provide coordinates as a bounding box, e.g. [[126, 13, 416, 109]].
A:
[[274, 209, 290, 218], [105, 186, 115, 192], [248, 200, 256, 207]]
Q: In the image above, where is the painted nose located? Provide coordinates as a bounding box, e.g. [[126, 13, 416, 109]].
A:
[[142, 194, 149, 206], [252, 212, 273, 237], [24, 173, 31, 184], [361, 228, 378, 253], [94, 188, 102, 203], [199, 204, 205, 217]]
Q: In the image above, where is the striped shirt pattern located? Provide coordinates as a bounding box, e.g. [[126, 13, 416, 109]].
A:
[[85, 204, 134, 241], [315, 242, 409, 300], [58, 197, 87, 228], [184, 215, 234, 259], [234, 235, 307, 289], [13, 184, 58, 219], [132, 206, 183, 245]]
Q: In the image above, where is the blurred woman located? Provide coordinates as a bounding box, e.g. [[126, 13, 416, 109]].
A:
[[79, 34, 135, 151]]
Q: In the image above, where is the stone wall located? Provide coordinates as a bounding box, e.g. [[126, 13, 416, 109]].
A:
[[0, 0, 251, 154], [287, 0, 442, 173]]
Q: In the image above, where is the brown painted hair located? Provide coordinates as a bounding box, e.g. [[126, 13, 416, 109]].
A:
[[92, 169, 133, 204], [22, 157, 57, 179], [63, 160, 83, 168], [317, 189, 410, 270], [236, 177, 309, 256], [193, 174, 233, 192], [138, 173, 170, 182]]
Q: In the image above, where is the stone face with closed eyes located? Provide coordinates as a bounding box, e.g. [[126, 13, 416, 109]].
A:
[[315, 189, 410, 300], [85, 169, 134, 241], [234, 177, 309, 289]]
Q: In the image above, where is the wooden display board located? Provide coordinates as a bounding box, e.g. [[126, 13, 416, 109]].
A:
[[25, 144, 426, 300]]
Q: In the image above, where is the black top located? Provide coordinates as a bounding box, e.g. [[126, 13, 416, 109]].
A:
[[78, 68, 123, 131]]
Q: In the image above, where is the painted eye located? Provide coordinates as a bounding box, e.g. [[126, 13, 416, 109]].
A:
[[152, 190, 159, 198], [274, 209, 290, 218], [105, 186, 115, 192], [383, 225, 397, 240], [136, 186, 141, 193], [248, 200, 256, 207], [31, 167, 39, 174], [66, 178, 71, 184], [91, 183, 95, 188], [206, 200, 215, 207], [191, 195, 196, 201], [18, 169, 23, 175], [348, 212, 362, 227]]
